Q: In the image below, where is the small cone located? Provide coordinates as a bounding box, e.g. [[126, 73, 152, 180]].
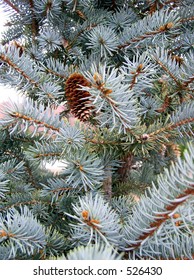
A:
[[65, 73, 92, 121]]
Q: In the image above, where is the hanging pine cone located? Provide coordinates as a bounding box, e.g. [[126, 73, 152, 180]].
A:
[[65, 73, 92, 122]]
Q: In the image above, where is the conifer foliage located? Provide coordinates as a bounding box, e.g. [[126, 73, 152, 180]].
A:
[[0, 0, 194, 259]]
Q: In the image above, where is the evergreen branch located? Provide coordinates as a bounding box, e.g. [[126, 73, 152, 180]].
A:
[[170, 118, 194, 130], [8, 152, 39, 189], [151, 48, 194, 92], [151, 53, 180, 86], [37, 27, 62, 53], [13, 137, 34, 144], [9, 112, 60, 132], [0, 53, 39, 88], [118, 24, 172, 49], [155, 95, 171, 113], [84, 25, 118, 57], [121, 51, 157, 90], [41, 178, 73, 203], [82, 63, 138, 132], [0, 98, 63, 139], [117, 152, 134, 183], [0, 193, 57, 212], [0, 199, 38, 213], [129, 64, 144, 90], [124, 143, 194, 256], [118, 8, 180, 49], [45, 227, 68, 257], [129, 197, 194, 259], [0, 245, 13, 260], [3, 0, 20, 13], [33, 152, 61, 159], [128, 187, 194, 250], [23, 161, 39, 189], [85, 137, 120, 146], [170, 101, 194, 137], [67, 23, 98, 50], [1, 0, 194, 261], [0, 159, 25, 180], [180, 16, 194, 23], [62, 148, 104, 191], [29, 0, 39, 40], [0, 206, 46, 258], [25, 140, 63, 169], [55, 123, 85, 154], [65, 193, 123, 247], [66, 243, 122, 260], [183, 77, 194, 88], [148, 119, 194, 140], [0, 171, 9, 199], [148, 0, 180, 14], [180, 51, 194, 88], [40, 58, 68, 79], [44, 67, 65, 79], [84, 127, 124, 150]]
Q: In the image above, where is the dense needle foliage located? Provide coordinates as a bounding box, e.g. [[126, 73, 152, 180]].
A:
[[0, 0, 194, 260]]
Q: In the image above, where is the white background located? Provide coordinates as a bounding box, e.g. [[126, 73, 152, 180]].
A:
[[1, 260, 194, 279]]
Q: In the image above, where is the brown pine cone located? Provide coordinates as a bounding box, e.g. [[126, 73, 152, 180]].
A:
[[65, 73, 92, 122]]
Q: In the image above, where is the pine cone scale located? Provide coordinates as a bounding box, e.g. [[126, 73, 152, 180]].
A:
[[65, 73, 92, 122]]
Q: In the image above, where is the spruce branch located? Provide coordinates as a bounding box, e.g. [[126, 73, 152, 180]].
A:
[[55, 123, 86, 154], [155, 95, 171, 113], [0, 52, 39, 87], [29, 0, 39, 41], [0, 206, 46, 259], [10, 150, 41, 189], [151, 48, 181, 87], [33, 0, 63, 20], [84, 25, 118, 57], [118, 8, 180, 49], [9, 112, 59, 132], [65, 193, 123, 247], [180, 16, 194, 24], [124, 143, 194, 258], [170, 101, 194, 137], [180, 51, 194, 88], [40, 178, 73, 203], [0, 159, 25, 180], [62, 148, 104, 191], [3, 0, 20, 13], [127, 187, 194, 250], [44, 227, 69, 258], [82, 63, 139, 132], [148, 0, 180, 14], [151, 47, 194, 93], [25, 140, 63, 169], [66, 243, 122, 260], [0, 45, 42, 91], [67, 23, 98, 50], [146, 118, 194, 142], [0, 198, 37, 213], [22, 160, 39, 189], [0, 98, 63, 138], [117, 152, 134, 183], [41, 58, 67, 79], [121, 51, 157, 91], [0, 171, 9, 199]]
